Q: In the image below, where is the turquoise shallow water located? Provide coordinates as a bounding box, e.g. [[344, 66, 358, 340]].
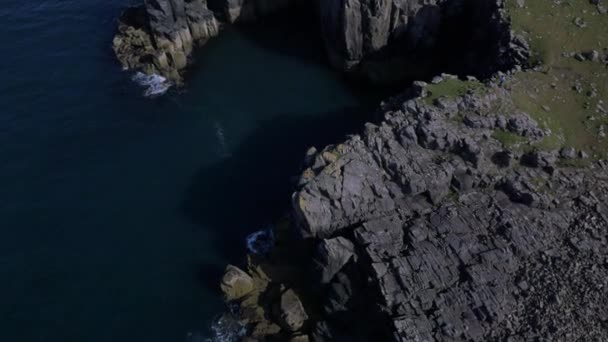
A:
[[0, 1, 383, 341]]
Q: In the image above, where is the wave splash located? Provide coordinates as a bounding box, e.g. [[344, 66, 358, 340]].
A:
[[246, 226, 275, 255], [195, 313, 246, 342], [131, 72, 171, 97]]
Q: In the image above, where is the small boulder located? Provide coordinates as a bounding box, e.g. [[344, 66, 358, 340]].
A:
[[452, 169, 474, 192], [507, 113, 543, 138], [582, 50, 601, 62], [277, 289, 309, 332], [560, 147, 577, 159], [220, 265, 254, 301]]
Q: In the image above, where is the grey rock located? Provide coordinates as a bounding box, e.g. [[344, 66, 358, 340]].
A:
[[560, 147, 577, 159], [318, 0, 529, 83], [113, 0, 219, 83], [220, 265, 255, 301], [277, 289, 309, 332], [521, 150, 557, 170], [286, 87, 608, 341], [315, 237, 356, 284], [507, 113, 544, 138]]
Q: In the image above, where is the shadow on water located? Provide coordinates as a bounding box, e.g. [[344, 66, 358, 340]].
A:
[[233, 4, 327, 67], [183, 105, 372, 270], [181, 3, 398, 298]]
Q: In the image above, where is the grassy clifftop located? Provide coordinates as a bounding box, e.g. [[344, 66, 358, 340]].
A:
[[427, 0, 607, 159], [507, 0, 608, 156]]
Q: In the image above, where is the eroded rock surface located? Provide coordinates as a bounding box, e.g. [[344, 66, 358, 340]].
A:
[[112, 0, 304, 83], [113, 0, 530, 85], [225, 78, 608, 341], [113, 0, 220, 83], [319, 0, 530, 83], [287, 81, 608, 341]]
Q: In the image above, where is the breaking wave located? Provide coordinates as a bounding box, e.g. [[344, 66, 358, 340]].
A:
[[246, 226, 275, 255], [198, 313, 246, 342], [131, 72, 171, 97]]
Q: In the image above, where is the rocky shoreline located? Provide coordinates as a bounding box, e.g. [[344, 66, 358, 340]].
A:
[[218, 76, 608, 341], [113, 0, 529, 85], [112, 0, 608, 341]]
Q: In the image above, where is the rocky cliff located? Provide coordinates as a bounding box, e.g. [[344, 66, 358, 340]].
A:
[[220, 76, 608, 341], [113, 0, 528, 85], [111, 0, 608, 340], [112, 0, 299, 84], [113, 0, 220, 83], [320, 0, 529, 83]]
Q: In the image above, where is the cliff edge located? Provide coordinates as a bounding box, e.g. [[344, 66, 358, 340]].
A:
[[221, 75, 608, 341]]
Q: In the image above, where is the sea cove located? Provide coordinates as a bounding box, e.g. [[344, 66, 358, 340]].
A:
[[0, 2, 381, 340]]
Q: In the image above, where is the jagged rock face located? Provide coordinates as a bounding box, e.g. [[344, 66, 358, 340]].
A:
[[113, 0, 529, 85], [319, 0, 529, 83], [319, 0, 445, 69], [113, 0, 219, 83], [113, 0, 303, 83], [291, 82, 608, 341]]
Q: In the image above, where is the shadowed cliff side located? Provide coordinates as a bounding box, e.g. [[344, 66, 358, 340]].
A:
[[112, 0, 530, 86]]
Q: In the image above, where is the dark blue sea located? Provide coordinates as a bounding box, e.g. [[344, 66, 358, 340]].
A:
[[0, 1, 384, 341]]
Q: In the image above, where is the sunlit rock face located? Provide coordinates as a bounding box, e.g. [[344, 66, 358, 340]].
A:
[[113, 0, 220, 84]]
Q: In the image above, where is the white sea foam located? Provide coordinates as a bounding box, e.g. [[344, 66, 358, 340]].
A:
[[131, 72, 171, 97], [198, 314, 246, 342], [246, 227, 275, 255]]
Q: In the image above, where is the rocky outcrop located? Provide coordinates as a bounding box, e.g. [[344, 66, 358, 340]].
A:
[[319, 0, 530, 83], [113, 0, 220, 84], [292, 80, 607, 341], [112, 0, 301, 84], [114, 0, 530, 86], [220, 265, 255, 301], [223, 77, 608, 341]]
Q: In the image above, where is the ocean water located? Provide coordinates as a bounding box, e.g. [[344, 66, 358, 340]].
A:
[[0, 1, 384, 341]]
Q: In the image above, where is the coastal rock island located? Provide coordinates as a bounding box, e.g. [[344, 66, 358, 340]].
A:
[[111, 0, 608, 341]]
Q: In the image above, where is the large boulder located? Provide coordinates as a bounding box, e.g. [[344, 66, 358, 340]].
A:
[[276, 289, 309, 332], [220, 265, 255, 301]]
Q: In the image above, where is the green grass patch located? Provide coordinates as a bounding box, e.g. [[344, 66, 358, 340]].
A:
[[505, 0, 608, 158], [492, 130, 528, 148], [424, 78, 486, 104]]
